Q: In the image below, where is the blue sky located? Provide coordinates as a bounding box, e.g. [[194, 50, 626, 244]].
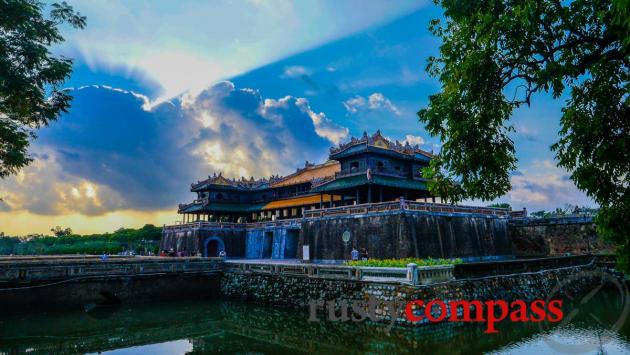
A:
[[0, 1, 595, 235]]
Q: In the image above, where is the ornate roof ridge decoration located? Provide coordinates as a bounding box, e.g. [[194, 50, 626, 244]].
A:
[[191, 171, 272, 190], [190, 162, 335, 190], [267, 160, 339, 188], [276, 159, 337, 180], [329, 129, 434, 158]]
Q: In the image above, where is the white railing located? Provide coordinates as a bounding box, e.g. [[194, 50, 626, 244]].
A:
[[223, 261, 455, 285]]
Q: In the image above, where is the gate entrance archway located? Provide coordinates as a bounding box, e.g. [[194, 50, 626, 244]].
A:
[[204, 237, 225, 257]]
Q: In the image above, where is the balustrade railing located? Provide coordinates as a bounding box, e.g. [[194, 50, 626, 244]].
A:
[[166, 200, 510, 231], [303, 199, 511, 218], [163, 218, 303, 232], [223, 261, 455, 286]]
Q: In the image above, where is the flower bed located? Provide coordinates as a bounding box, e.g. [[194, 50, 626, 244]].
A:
[[345, 257, 463, 268]]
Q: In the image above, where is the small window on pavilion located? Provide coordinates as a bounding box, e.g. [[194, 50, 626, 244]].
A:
[[377, 161, 384, 168], [350, 162, 359, 170], [216, 193, 224, 200], [395, 166, 401, 171]]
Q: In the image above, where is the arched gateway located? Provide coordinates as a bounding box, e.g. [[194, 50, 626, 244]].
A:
[[203, 237, 225, 257]]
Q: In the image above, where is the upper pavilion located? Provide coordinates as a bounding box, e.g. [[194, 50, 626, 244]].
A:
[[177, 130, 435, 223]]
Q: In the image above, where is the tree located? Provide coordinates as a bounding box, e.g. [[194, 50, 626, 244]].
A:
[[530, 210, 547, 218], [487, 202, 511, 209], [420, 0, 629, 272], [0, 0, 85, 178], [50, 226, 72, 237]]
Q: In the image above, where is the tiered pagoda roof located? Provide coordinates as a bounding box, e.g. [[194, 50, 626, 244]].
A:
[[191, 173, 270, 192], [270, 160, 339, 188], [190, 160, 339, 192], [329, 130, 433, 160], [180, 130, 435, 216]]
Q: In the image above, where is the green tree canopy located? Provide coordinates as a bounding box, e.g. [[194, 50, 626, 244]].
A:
[[421, 0, 629, 271], [487, 202, 511, 209], [50, 225, 72, 237], [0, 0, 85, 177]]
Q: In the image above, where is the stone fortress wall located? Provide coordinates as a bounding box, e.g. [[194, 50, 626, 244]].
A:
[[509, 217, 614, 257], [161, 211, 609, 261], [220, 258, 620, 328]]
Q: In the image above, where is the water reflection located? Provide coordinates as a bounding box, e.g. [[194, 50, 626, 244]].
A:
[[0, 290, 628, 354]]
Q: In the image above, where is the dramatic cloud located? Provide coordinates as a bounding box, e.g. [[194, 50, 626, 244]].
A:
[[294, 98, 349, 144], [0, 82, 347, 217], [58, 1, 426, 99], [343, 93, 400, 115], [0, 150, 126, 216], [506, 160, 595, 211]]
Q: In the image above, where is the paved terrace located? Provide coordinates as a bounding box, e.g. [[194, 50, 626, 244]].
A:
[[164, 199, 519, 232]]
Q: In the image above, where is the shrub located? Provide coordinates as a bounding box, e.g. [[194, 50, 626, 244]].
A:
[[345, 257, 462, 268]]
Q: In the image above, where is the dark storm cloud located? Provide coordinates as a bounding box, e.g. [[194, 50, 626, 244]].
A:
[[0, 82, 347, 215]]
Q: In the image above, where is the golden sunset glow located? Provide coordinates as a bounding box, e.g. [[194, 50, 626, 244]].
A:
[[0, 210, 179, 236]]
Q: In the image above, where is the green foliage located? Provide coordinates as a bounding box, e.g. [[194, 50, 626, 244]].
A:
[[594, 205, 629, 271], [0, 1, 85, 177], [530, 210, 548, 218], [0, 224, 162, 255], [422, 0, 629, 273], [345, 257, 463, 268], [531, 205, 599, 219], [50, 226, 72, 237], [487, 202, 511, 209]]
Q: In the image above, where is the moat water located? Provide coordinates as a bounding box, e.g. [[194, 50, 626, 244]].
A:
[[0, 289, 628, 354]]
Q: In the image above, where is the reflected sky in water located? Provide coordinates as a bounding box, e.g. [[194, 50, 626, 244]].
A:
[[1, 289, 628, 354]]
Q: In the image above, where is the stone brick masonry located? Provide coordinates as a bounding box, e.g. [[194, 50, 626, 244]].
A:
[[220, 263, 621, 328]]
